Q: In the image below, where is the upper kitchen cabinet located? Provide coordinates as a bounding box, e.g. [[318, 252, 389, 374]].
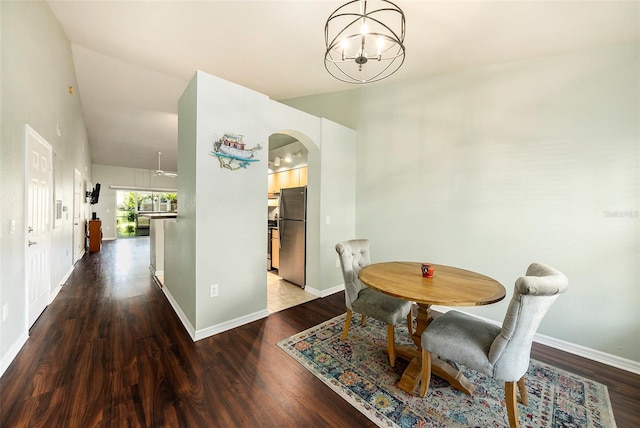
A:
[[268, 166, 308, 193], [298, 167, 307, 187]]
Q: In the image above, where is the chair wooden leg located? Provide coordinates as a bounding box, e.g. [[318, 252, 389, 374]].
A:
[[517, 377, 529, 406], [505, 381, 520, 428], [360, 314, 366, 326], [419, 349, 431, 397], [406, 312, 413, 336], [342, 310, 352, 340], [386, 324, 396, 367]]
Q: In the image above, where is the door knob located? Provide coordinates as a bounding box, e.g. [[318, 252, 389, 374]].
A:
[[28, 240, 37, 247]]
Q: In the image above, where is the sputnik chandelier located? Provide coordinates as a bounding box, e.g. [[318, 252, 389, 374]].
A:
[[324, 0, 406, 84]]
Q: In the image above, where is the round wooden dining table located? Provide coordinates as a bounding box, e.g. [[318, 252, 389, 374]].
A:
[[358, 261, 506, 395]]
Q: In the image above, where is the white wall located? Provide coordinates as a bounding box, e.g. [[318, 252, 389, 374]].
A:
[[284, 43, 640, 363], [191, 71, 273, 332], [91, 164, 178, 240], [165, 76, 198, 329], [0, 1, 92, 374], [166, 71, 356, 339], [318, 119, 357, 294]]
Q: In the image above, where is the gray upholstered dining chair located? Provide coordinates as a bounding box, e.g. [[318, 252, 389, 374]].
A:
[[335, 239, 413, 367], [419, 263, 568, 428]]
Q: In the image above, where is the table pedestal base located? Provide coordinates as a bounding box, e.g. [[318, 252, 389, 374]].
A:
[[394, 346, 475, 395], [392, 303, 476, 395]]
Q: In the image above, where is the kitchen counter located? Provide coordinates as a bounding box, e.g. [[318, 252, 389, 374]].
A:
[[146, 215, 177, 285], [140, 212, 177, 219]]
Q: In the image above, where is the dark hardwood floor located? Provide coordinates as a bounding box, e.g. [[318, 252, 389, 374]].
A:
[[1, 238, 638, 427]]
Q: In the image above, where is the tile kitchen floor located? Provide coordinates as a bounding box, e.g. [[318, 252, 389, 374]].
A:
[[267, 271, 317, 313]]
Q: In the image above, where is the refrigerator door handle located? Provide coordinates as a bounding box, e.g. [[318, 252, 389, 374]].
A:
[[278, 192, 283, 249], [302, 186, 307, 220]]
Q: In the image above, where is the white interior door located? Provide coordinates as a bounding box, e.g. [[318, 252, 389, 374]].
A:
[[25, 125, 53, 327], [73, 168, 84, 263]]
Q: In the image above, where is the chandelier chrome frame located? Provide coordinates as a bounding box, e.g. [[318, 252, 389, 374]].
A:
[[324, 0, 406, 84]]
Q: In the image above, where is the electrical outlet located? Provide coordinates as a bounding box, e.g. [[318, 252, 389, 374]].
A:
[[209, 284, 219, 298], [2, 303, 8, 322], [336, 259, 341, 268]]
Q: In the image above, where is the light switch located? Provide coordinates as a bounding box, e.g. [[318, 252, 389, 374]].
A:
[[326, 216, 331, 225]]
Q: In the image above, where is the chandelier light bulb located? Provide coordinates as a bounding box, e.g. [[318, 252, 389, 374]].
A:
[[341, 39, 349, 59]]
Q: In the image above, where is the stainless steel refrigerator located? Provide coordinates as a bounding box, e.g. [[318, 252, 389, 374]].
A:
[[278, 186, 306, 288]]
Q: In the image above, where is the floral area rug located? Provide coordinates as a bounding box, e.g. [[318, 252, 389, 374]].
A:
[[277, 314, 616, 428]]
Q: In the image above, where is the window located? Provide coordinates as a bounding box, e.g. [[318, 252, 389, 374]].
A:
[[115, 190, 177, 238]]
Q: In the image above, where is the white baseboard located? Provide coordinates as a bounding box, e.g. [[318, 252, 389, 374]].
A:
[[49, 285, 63, 303], [431, 305, 640, 375], [60, 264, 74, 284], [306, 283, 345, 298], [161, 285, 196, 340], [303, 286, 321, 297], [194, 309, 270, 341], [162, 279, 342, 341], [534, 333, 640, 375], [0, 332, 28, 378], [2, 263, 75, 377], [50, 265, 74, 302], [74, 249, 85, 264], [161, 285, 270, 342], [148, 265, 163, 277]]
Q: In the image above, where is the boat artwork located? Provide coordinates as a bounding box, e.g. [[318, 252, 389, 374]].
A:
[[211, 133, 263, 170]]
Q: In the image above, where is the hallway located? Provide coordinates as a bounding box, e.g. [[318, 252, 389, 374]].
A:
[[0, 238, 370, 427]]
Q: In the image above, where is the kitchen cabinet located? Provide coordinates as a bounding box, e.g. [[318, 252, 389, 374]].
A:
[[267, 174, 276, 194], [268, 166, 308, 194], [281, 169, 299, 189], [298, 167, 308, 186], [272, 229, 280, 270]]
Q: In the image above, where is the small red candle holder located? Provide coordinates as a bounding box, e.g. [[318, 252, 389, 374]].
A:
[[421, 263, 434, 278]]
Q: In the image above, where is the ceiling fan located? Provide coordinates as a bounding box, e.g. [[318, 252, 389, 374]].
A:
[[155, 151, 177, 178]]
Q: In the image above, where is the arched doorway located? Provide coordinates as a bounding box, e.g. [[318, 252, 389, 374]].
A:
[[266, 132, 316, 313]]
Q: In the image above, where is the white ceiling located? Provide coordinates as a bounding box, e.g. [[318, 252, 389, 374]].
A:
[[47, 1, 639, 172]]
